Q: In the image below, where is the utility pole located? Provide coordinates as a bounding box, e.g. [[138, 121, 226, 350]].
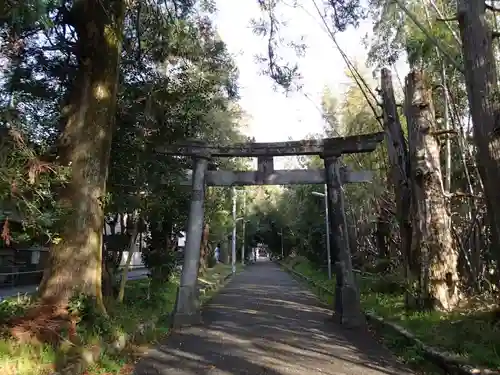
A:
[[231, 187, 237, 274], [280, 228, 284, 258], [324, 184, 331, 280], [312, 185, 332, 280], [241, 190, 246, 265], [323, 184, 332, 279]]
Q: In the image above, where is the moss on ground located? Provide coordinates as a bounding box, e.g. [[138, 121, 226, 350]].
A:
[[282, 257, 500, 372]]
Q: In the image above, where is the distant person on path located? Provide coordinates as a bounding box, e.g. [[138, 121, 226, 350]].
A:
[[214, 244, 220, 263]]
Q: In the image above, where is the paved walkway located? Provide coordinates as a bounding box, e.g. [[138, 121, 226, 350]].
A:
[[134, 261, 415, 375]]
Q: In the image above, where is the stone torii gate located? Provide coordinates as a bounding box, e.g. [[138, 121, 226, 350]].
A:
[[160, 132, 384, 328]]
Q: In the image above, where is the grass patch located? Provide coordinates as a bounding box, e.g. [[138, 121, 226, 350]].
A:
[[0, 264, 239, 375], [282, 257, 500, 371]]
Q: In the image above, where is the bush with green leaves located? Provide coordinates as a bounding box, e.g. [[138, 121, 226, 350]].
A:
[[0, 123, 69, 246], [141, 238, 177, 290]]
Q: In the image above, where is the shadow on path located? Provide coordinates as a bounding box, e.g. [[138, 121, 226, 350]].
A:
[[133, 261, 415, 375]]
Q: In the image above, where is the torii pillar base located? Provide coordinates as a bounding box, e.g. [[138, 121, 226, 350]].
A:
[[333, 284, 365, 328], [171, 285, 203, 328]]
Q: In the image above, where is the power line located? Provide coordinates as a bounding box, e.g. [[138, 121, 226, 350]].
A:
[[309, 0, 383, 130], [301, 92, 366, 169], [391, 0, 463, 73]]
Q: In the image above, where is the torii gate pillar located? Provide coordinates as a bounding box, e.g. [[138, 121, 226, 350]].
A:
[[171, 154, 209, 328], [323, 155, 364, 328]]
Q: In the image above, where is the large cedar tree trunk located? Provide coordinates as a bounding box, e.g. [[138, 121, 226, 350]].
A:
[[406, 70, 459, 310], [38, 0, 125, 310], [199, 223, 210, 275], [380, 69, 414, 300], [457, 1, 500, 255], [102, 213, 121, 297]]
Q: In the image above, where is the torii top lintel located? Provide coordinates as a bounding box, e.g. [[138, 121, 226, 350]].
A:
[[157, 132, 385, 157]]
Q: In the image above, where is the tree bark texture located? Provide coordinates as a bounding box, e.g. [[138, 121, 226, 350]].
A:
[[117, 211, 139, 303], [199, 223, 210, 275], [406, 70, 459, 310], [39, 0, 125, 309], [457, 0, 500, 255], [380, 69, 414, 292]]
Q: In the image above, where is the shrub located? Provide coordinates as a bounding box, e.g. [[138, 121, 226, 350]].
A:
[[287, 255, 308, 269], [141, 233, 177, 290], [365, 274, 405, 295]]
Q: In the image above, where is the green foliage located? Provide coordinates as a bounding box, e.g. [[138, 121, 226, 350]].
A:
[[207, 251, 216, 268], [366, 0, 468, 119], [0, 295, 32, 323], [365, 275, 405, 295], [68, 293, 115, 337], [251, 0, 368, 91], [0, 0, 249, 271], [246, 72, 388, 266], [141, 244, 177, 289], [0, 124, 69, 245], [0, 266, 236, 375]]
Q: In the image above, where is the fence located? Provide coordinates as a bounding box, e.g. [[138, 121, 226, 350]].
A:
[[0, 264, 147, 289]]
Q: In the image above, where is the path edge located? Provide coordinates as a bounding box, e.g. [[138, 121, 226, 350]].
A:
[[171, 265, 246, 330], [278, 261, 499, 375], [198, 269, 238, 306]]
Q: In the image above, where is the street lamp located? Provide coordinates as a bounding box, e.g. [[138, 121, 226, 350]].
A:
[[232, 187, 237, 274], [272, 219, 285, 259], [241, 219, 250, 265], [277, 229, 284, 258], [241, 190, 247, 266], [311, 184, 332, 280], [231, 187, 248, 273], [233, 217, 249, 265]]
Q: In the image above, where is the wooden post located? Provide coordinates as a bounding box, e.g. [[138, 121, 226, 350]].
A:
[[257, 156, 274, 184], [323, 155, 364, 328]]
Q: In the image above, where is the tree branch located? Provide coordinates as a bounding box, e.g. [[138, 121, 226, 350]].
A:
[[392, 0, 463, 73], [485, 3, 500, 12], [436, 16, 458, 22]]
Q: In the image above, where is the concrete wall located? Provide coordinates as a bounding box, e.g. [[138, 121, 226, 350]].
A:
[[120, 250, 145, 268]]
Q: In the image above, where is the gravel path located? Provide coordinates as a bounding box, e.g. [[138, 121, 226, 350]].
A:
[[133, 261, 415, 375]]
